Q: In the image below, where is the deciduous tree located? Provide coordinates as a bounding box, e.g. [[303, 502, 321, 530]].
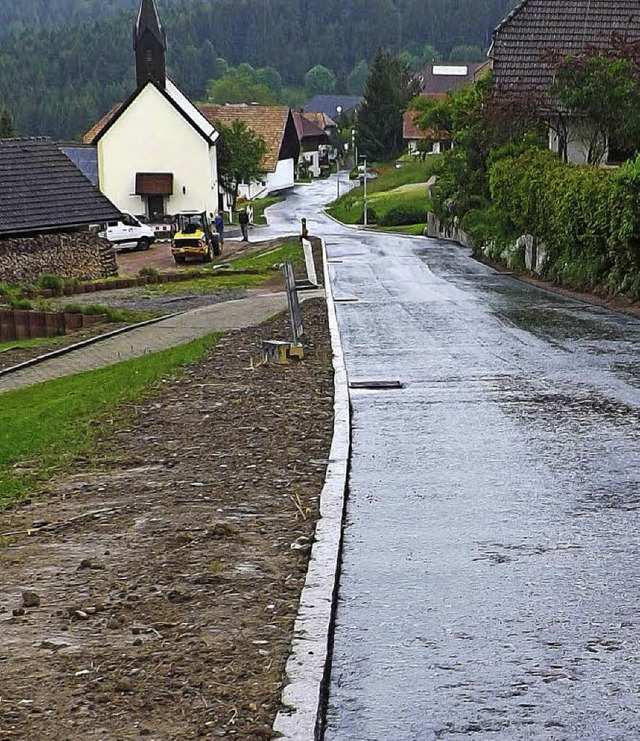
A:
[[552, 53, 640, 165], [304, 65, 336, 96], [215, 119, 267, 209]]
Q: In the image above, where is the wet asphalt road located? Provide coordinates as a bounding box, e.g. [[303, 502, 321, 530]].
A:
[[265, 179, 640, 740]]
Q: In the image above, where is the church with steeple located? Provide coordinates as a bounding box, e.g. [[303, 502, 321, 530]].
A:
[[86, 0, 220, 220]]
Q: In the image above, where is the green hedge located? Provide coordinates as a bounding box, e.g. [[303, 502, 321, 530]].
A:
[[489, 148, 640, 297], [379, 204, 427, 226]]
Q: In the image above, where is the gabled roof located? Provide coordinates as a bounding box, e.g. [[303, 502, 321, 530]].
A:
[[414, 62, 485, 95], [402, 108, 450, 142], [303, 95, 362, 120], [87, 79, 218, 146], [0, 138, 122, 237], [59, 143, 99, 185], [292, 111, 330, 142], [83, 103, 122, 144], [300, 111, 337, 131], [200, 104, 298, 172], [491, 0, 640, 96]]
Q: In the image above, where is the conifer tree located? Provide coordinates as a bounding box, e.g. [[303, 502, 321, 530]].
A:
[[0, 106, 16, 138], [357, 49, 420, 161]]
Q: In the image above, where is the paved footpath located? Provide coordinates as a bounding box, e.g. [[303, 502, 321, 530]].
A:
[[0, 291, 296, 393]]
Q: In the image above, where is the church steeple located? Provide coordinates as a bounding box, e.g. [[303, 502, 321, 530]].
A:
[[133, 0, 167, 90]]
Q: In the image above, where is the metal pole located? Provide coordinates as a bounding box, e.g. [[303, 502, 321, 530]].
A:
[[363, 157, 368, 228], [336, 157, 340, 200]]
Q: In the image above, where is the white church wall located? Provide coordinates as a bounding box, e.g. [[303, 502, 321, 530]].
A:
[[98, 84, 218, 217]]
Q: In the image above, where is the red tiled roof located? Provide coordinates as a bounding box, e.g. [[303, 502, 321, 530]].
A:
[[199, 104, 293, 172], [292, 111, 330, 141], [83, 103, 122, 144]]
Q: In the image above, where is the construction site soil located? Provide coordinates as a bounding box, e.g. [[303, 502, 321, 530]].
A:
[[0, 297, 334, 740]]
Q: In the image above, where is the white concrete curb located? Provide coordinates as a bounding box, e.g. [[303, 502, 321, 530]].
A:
[[273, 238, 351, 740]]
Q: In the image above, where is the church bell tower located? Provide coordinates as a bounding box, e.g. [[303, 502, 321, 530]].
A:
[[134, 0, 167, 90]]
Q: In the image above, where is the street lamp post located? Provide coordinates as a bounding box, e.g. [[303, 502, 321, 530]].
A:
[[335, 105, 343, 200]]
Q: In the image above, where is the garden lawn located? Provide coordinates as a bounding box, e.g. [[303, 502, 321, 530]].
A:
[[0, 333, 220, 506], [328, 158, 438, 228]]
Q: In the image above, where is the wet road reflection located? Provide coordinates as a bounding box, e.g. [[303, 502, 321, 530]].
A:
[[263, 179, 640, 740]]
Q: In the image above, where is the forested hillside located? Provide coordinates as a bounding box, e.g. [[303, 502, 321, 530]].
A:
[[0, 0, 518, 140], [0, 0, 139, 37]]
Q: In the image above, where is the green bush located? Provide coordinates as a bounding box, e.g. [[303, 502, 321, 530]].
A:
[[356, 207, 378, 225], [61, 303, 83, 314], [488, 148, 640, 296], [460, 206, 518, 256], [8, 297, 34, 310], [138, 266, 159, 278], [379, 204, 427, 226], [37, 273, 64, 290]]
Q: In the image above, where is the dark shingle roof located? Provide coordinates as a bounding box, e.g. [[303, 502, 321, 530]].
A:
[[59, 143, 99, 185], [414, 62, 485, 95], [492, 0, 640, 96], [303, 95, 362, 120], [0, 137, 122, 237]]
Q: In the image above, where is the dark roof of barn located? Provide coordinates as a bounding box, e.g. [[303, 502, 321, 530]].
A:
[[414, 62, 485, 95], [303, 95, 362, 120], [59, 143, 99, 185], [292, 111, 330, 142], [0, 137, 122, 237], [491, 0, 640, 97]]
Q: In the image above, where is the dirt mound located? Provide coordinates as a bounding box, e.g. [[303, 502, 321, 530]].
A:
[[0, 298, 334, 740]]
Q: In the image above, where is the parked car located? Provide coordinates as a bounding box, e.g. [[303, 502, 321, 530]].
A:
[[99, 212, 156, 251]]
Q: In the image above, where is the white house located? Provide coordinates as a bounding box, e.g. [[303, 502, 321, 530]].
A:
[[490, 0, 640, 165], [200, 104, 300, 200], [85, 0, 220, 219]]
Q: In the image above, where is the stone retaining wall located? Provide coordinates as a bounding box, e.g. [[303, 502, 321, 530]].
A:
[[426, 213, 547, 275], [0, 232, 118, 285]]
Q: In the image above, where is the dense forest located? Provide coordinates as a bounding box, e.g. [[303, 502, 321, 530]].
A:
[[0, 0, 518, 140]]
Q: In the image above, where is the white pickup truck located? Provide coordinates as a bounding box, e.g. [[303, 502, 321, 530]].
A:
[[99, 212, 156, 251]]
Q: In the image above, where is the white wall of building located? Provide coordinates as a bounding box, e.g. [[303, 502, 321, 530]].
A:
[[98, 84, 218, 217], [237, 157, 296, 201], [301, 151, 321, 177], [548, 119, 608, 165], [265, 158, 295, 195]]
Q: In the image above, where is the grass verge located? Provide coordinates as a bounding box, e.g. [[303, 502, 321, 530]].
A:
[[147, 239, 303, 295], [0, 337, 55, 354], [329, 158, 439, 227], [0, 333, 220, 507]]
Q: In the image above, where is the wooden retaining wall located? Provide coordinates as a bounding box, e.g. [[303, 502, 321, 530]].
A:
[[0, 310, 105, 342]]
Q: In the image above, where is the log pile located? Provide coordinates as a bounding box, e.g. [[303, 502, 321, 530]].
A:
[[0, 232, 117, 284]]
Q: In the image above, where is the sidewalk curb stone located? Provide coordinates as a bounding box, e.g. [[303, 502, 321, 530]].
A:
[[273, 239, 351, 740]]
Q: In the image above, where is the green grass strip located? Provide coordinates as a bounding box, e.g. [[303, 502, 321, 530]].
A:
[[147, 240, 303, 295], [0, 332, 220, 506], [230, 239, 301, 271]]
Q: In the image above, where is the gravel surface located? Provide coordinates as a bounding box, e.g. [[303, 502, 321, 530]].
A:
[[0, 298, 334, 740]]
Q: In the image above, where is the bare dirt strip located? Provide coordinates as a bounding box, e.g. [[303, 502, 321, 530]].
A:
[[0, 298, 334, 740]]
